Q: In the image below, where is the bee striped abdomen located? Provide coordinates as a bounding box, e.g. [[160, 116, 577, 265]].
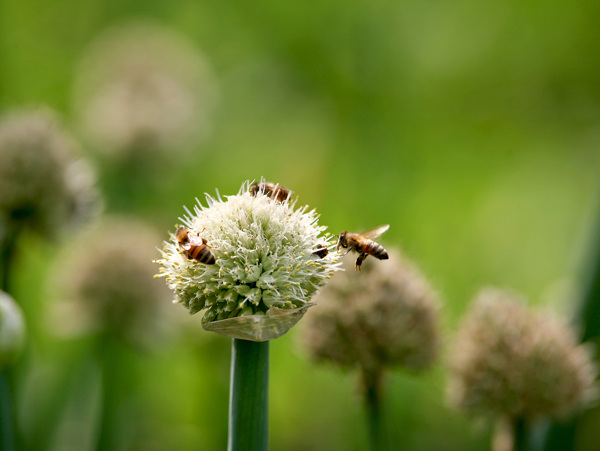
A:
[[361, 241, 389, 260], [187, 245, 216, 264]]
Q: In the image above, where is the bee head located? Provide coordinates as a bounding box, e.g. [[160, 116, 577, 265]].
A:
[[249, 183, 259, 196], [337, 231, 348, 250], [175, 226, 189, 245]]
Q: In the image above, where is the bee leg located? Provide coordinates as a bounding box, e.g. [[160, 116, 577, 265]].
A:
[[355, 253, 367, 271], [338, 246, 351, 255]]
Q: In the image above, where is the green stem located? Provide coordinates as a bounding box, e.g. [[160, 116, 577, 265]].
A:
[[513, 417, 528, 451], [95, 336, 126, 451], [0, 218, 20, 295], [0, 219, 21, 451], [0, 370, 15, 451], [361, 367, 385, 451], [228, 339, 269, 451], [578, 221, 600, 343]]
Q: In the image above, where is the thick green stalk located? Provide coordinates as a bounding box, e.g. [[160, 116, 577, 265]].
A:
[[0, 370, 15, 451], [361, 367, 386, 451], [228, 339, 269, 451]]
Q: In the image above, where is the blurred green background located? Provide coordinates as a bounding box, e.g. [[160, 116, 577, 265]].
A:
[[2, 0, 600, 449]]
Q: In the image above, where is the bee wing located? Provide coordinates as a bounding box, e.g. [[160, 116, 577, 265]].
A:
[[359, 224, 390, 240]]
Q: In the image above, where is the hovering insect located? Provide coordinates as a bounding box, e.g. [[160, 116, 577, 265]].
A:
[[176, 226, 216, 265], [337, 225, 389, 271], [249, 181, 291, 202], [312, 244, 329, 259]]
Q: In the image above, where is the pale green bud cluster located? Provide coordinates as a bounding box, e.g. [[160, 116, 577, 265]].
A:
[[0, 291, 25, 369], [301, 250, 440, 373], [448, 288, 598, 420], [155, 181, 340, 341]]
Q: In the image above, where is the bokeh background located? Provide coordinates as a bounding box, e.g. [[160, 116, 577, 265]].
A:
[[1, 0, 600, 449]]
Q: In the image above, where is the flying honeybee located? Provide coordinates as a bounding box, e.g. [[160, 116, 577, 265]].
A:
[[312, 244, 329, 259], [176, 226, 216, 265], [249, 181, 291, 202], [337, 225, 389, 271]]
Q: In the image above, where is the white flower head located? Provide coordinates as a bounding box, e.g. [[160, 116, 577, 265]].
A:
[[155, 180, 340, 341]]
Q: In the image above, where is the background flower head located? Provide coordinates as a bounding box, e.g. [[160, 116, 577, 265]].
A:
[[49, 218, 169, 346], [301, 249, 441, 373], [448, 288, 598, 420], [0, 108, 99, 235], [73, 20, 216, 157]]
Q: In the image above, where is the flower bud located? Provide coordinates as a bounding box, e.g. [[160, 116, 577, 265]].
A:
[[0, 291, 25, 369]]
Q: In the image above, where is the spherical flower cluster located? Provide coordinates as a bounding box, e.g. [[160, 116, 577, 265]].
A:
[[73, 20, 215, 156], [301, 249, 440, 373], [155, 181, 340, 341], [0, 108, 98, 235], [49, 218, 169, 346], [0, 291, 25, 369], [448, 288, 598, 420]]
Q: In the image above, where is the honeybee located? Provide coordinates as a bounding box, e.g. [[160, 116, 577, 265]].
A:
[[312, 244, 329, 258], [249, 181, 291, 202], [176, 226, 216, 265], [337, 225, 389, 271]]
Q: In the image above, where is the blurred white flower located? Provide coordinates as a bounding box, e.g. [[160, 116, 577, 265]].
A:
[[448, 288, 598, 420], [301, 249, 440, 373], [73, 20, 216, 156], [48, 218, 170, 346], [0, 108, 99, 235]]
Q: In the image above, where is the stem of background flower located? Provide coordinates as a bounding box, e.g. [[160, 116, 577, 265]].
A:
[[513, 417, 528, 451], [0, 220, 20, 451], [0, 218, 20, 296], [95, 335, 126, 451], [0, 370, 15, 451], [361, 367, 385, 451], [228, 339, 269, 451]]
